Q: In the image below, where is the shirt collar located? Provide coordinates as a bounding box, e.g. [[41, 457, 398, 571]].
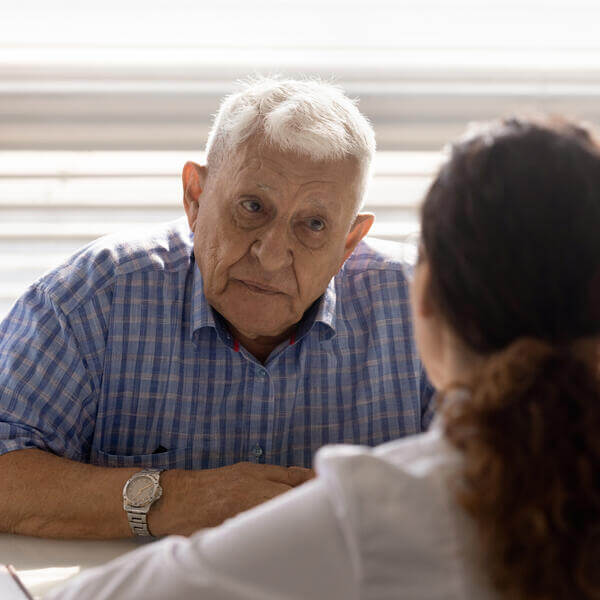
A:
[[190, 263, 339, 342], [430, 387, 472, 432], [191, 263, 222, 338], [288, 276, 337, 343]]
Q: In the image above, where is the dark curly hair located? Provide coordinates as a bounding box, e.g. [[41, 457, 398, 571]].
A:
[[420, 117, 600, 599]]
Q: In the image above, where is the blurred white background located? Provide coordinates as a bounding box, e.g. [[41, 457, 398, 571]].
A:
[[2, 0, 600, 317], [3, 0, 600, 149]]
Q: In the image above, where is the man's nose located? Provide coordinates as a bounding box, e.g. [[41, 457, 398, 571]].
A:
[[250, 223, 293, 272]]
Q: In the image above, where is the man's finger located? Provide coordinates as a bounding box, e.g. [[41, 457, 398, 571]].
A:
[[254, 463, 314, 486], [286, 466, 315, 486], [261, 482, 294, 500], [252, 463, 295, 483]]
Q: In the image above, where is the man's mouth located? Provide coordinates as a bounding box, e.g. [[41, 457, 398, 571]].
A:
[[237, 280, 282, 295]]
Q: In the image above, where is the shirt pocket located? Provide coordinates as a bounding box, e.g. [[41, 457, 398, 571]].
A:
[[89, 446, 191, 469]]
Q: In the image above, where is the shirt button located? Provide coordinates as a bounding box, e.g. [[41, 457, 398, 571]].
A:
[[258, 368, 267, 377], [252, 444, 264, 458]]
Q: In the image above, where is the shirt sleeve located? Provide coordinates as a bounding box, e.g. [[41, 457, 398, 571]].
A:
[[0, 284, 96, 460], [43, 479, 358, 600]]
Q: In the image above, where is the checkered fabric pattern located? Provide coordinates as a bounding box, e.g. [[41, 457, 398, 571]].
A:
[[0, 218, 434, 469]]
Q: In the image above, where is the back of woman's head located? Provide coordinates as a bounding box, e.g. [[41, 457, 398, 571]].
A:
[[422, 117, 600, 352], [420, 117, 600, 600]]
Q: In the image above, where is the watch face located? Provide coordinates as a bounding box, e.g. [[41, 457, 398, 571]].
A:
[[125, 474, 156, 507]]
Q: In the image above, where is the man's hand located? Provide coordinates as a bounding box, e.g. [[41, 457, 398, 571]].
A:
[[151, 462, 314, 536]]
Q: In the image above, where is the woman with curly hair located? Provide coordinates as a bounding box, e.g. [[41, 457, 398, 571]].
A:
[[47, 116, 600, 600], [417, 116, 600, 599]]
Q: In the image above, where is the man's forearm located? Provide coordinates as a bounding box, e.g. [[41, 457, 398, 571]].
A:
[[0, 449, 137, 539], [0, 449, 314, 539]]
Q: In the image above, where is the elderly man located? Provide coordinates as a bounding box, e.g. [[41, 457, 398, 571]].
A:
[[0, 78, 433, 540]]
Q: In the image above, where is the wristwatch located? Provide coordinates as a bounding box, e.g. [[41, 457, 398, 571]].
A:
[[122, 468, 164, 537]]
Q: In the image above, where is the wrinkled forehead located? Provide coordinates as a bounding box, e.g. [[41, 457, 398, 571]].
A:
[[216, 139, 366, 209]]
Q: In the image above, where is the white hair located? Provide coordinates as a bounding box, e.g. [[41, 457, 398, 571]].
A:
[[205, 77, 376, 206]]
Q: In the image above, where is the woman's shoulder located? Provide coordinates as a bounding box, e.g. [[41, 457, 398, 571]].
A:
[[314, 421, 495, 600], [314, 421, 463, 563], [315, 417, 460, 487]]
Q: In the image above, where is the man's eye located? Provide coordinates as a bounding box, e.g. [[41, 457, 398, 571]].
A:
[[241, 199, 262, 213], [307, 218, 325, 232]]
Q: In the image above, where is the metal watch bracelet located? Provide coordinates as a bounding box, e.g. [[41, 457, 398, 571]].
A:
[[126, 509, 153, 537]]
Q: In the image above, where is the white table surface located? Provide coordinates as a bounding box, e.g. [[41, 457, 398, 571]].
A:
[[0, 533, 143, 598]]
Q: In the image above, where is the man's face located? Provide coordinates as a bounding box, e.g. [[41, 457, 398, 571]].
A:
[[183, 140, 370, 341]]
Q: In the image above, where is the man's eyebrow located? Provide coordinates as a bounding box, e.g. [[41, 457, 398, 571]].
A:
[[305, 199, 333, 214], [252, 183, 338, 212]]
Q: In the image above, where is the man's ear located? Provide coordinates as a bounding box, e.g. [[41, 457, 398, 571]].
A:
[[342, 213, 375, 263], [182, 161, 207, 230]]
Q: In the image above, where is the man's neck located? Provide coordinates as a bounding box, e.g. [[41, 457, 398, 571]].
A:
[[228, 325, 296, 364]]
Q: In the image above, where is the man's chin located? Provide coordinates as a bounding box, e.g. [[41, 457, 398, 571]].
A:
[[214, 296, 300, 340], [232, 323, 295, 341]]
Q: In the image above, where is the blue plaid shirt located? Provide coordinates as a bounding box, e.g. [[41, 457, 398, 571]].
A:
[[0, 218, 434, 469]]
